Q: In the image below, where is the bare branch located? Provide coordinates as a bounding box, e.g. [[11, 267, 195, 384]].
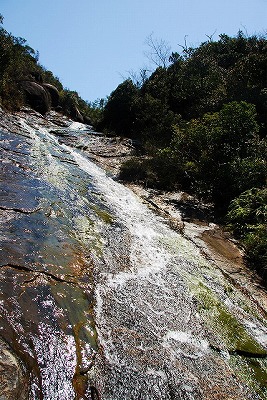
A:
[[144, 33, 171, 68], [126, 68, 151, 88], [178, 35, 188, 52], [241, 24, 249, 37], [205, 30, 217, 42]]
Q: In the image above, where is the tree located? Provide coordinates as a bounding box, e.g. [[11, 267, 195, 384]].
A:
[[144, 33, 172, 69], [99, 79, 138, 136], [158, 101, 265, 209], [133, 93, 176, 147]]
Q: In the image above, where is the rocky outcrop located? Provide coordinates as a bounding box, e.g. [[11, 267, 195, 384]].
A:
[[0, 338, 29, 400], [20, 73, 86, 120], [21, 80, 50, 115], [42, 83, 59, 108], [21, 75, 59, 115]]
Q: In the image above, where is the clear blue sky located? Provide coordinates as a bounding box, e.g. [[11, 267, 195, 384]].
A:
[[1, 0, 266, 102]]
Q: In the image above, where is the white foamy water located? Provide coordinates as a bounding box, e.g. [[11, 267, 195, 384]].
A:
[[31, 322, 76, 400]]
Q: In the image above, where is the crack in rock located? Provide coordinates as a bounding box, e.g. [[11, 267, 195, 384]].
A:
[[210, 344, 267, 359], [1, 263, 76, 284], [0, 205, 42, 214]]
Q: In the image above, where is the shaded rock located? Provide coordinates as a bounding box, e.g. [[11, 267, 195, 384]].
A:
[[83, 114, 92, 125], [21, 81, 50, 114], [42, 83, 60, 107], [29, 71, 43, 83], [70, 106, 84, 123]]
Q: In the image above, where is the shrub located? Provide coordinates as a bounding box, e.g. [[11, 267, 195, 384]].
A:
[[227, 188, 267, 281], [119, 158, 148, 182], [243, 225, 267, 278], [227, 188, 267, 236]]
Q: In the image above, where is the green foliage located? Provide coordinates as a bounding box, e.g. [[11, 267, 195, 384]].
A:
[[0, 25, 40, 109], [141, 67, 170, 103], [119, 158, 149, 182], [243, 225, 267, 277], [133, 93, 176, 148], [227, 189, 267, 278], [59, 89, 79, 115], [159, 102, 265, 207], [171, 31, 267, 121], [227, 188, 267, 236], [101, 32, 267, 142], [98, 79, 138, 135], [86, 98, 106, 126], [119, 154, 184, 189]]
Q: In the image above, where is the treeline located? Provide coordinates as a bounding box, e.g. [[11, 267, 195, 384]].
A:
[[97, 32, 267, 281], [0, 15, 102, 123]]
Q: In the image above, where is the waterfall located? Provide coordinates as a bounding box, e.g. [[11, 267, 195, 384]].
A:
[[69, 145, 267, 400], [0, 112, 267, 399]]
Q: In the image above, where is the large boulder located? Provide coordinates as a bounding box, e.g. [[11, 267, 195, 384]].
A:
[[21, 81, 50, 115], [21, 76, 81, 119], [42, 83, 59, 107]]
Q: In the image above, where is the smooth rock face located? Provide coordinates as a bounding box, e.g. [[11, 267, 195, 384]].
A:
[[42, 83, 60, 107], [21, 81, 51, 114], [0, 112, 100, 399], [21, 80, 60, 114], [0, 109, 267, 400]]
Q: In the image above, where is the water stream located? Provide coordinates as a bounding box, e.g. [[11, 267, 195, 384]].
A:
[[69, 143, 267, 400], [0, 113, 267, 399]]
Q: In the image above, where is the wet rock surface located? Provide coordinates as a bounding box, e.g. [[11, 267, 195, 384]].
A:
[[1, 108, 267, 399], [0, 109, 100, 399], [125, 184, 267, 312], [0, 337, 29, 400]]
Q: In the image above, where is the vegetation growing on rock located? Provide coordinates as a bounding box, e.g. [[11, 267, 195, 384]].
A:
[[0, 14, 101, 123]]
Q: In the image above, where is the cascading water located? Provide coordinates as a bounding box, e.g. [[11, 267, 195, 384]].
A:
[[0, 110, 267, 399], [69, 144, 267, 400]]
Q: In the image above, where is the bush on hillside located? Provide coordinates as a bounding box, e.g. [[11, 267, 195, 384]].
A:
[[227, 188, 267, 280]]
